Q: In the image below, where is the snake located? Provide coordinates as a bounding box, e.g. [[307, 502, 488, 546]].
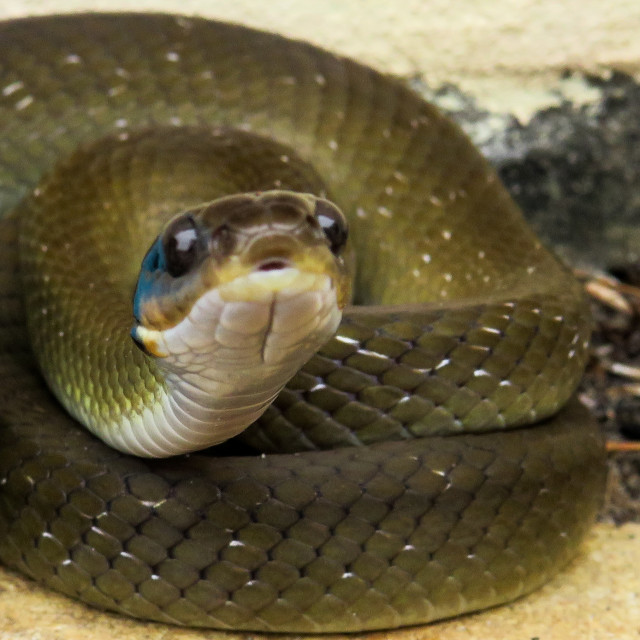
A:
[[0, 12, 606, 634]]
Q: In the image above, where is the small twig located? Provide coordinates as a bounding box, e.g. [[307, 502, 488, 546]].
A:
[[584, 278, 634, 314], [606, 440, 640, 453], [602, 360, 640, 381]]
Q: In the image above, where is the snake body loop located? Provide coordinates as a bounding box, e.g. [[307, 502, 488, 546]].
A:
[[0, 13, 605, 633]]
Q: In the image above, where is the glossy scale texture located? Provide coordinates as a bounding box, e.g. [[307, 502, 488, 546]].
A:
[[0, 13, 605, 633]]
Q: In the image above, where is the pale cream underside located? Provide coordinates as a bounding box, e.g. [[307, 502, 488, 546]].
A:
[[102, 269, 341, 457]]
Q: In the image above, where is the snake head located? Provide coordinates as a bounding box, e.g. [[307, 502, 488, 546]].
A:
[[131, 190, 350, 359]]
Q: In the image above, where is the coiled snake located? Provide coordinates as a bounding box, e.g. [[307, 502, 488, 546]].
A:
[[0, 13, 606, 633]]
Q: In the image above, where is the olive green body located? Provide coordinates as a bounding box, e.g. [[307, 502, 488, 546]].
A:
[[0, 14, 605, 633]]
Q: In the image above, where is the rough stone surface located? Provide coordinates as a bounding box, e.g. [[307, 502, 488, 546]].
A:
[[418, 72, 640, 270]]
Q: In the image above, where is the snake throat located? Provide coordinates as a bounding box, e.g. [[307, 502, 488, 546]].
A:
[[121, 270, 343, 457]]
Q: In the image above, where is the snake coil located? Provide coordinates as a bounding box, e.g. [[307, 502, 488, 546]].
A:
[[0, 13, 605, 633]]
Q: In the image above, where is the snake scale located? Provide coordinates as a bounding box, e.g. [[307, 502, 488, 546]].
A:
[[0, 13, 606, 633]]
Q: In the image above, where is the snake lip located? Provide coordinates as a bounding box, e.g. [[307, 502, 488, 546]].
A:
[[256, 258, 291, 272]]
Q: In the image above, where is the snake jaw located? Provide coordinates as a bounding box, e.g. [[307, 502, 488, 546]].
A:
[[130, 324, 170, 358]]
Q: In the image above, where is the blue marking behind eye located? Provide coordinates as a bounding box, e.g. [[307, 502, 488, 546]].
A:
[[133, 237, 165, 323]]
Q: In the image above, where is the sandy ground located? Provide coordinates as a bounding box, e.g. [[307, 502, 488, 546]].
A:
[[1, 2, 639, 638]]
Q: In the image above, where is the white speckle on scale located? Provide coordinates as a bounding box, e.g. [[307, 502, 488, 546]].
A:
[[429, 195, 442, 206], [527, 266, 536, 274], [377, 206, 392, 218], [328, 140, 338, 151], [166, 51, 180, 62], [169, 116, 182, 126], [108, 85, 126, 97], [315, 73, 326, 86], [443, 273, 452, 282], [15, 95, 34, 110], [442, 230, 452, 240], [358, 349, 389, 360], [3, 81, 24, 96], [478, 250, 485, 259], [421, 253, 431, 264], [115, 118, 128, 128], [412, 269, 420, 278], [356, 207, 368, 219], [280, 155, 290, 163], [385, 185, 393, 195], [64, 53, 82, 64]]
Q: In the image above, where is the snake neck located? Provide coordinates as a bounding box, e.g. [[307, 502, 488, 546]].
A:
[[17, 129, 349, 458], [107, 278, 342, 457]]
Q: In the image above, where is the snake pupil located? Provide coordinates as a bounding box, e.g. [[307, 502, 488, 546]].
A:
[[315, 199, 348, 255], [162, 214, 199, 277]]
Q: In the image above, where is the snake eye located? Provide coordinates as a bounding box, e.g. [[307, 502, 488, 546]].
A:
[[315, 199, 348, 255], [162, 214, 200, 277]]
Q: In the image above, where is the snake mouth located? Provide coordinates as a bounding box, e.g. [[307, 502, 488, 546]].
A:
[[257, 258, 291, 272]]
